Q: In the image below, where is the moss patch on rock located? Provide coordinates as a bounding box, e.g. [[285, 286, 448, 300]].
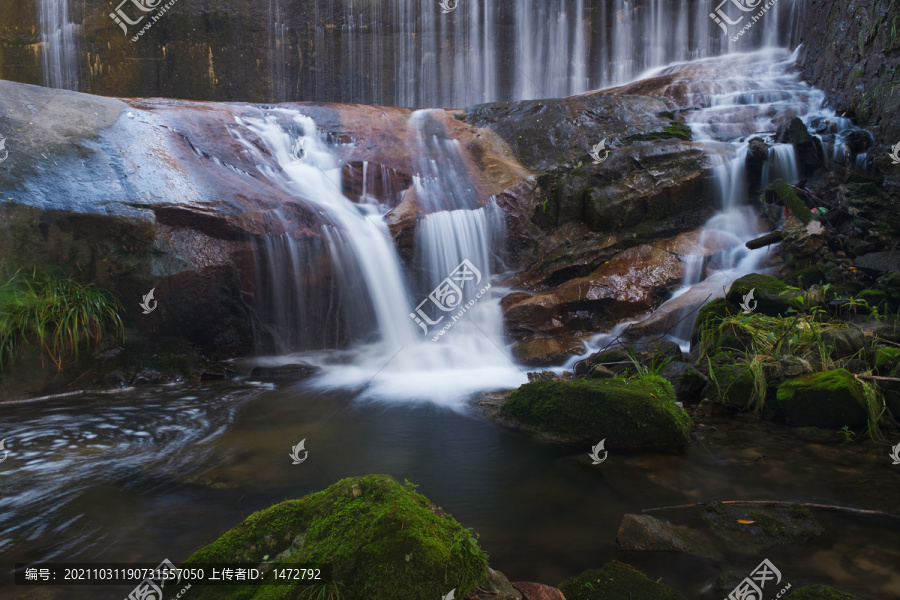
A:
[[705, 363, 757, 410], [776, 369, 867, 429], [558, 561, 688, 600], [785, 585, 869, 600], [622, 120, 692, 143], [182, 474, 488, 600], [501, 376, 691, 449]]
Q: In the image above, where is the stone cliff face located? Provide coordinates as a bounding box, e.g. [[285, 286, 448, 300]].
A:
[[795, 0, 900, 147]]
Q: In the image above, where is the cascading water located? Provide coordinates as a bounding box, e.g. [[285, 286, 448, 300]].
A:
[[39, 0, 80, 90], [565, 47, 871, 359], [233, 108, 524, 404]]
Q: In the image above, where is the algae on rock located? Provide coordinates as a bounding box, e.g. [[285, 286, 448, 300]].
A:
[[502, 376, 691, 449], [182, 474, 488, 600], [558, 561, 688, 600]]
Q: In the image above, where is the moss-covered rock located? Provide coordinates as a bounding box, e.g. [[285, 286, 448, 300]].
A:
[[725, 274, 802, 317], [874, 346, 900, 373], [691, 297, 740, 346], [776, 369, 868, 429], [501, 376, 691, 449], [182, 474, 488, 600], [558, 561, 688, 600], [784, 584, 869, 600], [705, 363, 757, 410]]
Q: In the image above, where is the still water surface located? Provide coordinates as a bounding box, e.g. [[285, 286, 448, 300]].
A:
[[1, 380, 899, 599]]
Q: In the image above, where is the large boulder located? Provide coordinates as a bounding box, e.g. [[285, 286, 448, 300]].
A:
[[500, 377, 691, 449], [776, 369, 868, 429], [558, 561, 688, 600], [182, 474, 488, 600]]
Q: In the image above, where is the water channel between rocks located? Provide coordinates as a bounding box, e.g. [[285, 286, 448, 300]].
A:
[[1, 381, 898, 599]]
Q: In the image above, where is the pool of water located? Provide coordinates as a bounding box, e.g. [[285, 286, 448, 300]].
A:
[[1, 380, 899, 599]]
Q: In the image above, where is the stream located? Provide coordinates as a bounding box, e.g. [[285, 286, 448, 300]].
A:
[[1, 381, 899, 599]]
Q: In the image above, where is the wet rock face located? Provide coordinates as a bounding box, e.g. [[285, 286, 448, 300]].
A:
[[795, 0, 900, 146]]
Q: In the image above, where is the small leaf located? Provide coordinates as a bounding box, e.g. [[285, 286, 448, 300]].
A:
[[737, 519, 755, 524]]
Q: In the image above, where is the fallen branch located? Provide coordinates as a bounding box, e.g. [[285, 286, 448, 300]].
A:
[[745, 231, 783, 250], [642, 500, 898, 519], [856, 374, 900, 383]]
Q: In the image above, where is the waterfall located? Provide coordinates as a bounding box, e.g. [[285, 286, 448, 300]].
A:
[[288, 0, 798, 107], [233, 108, 523, 404], [39, 0, 79, 90]]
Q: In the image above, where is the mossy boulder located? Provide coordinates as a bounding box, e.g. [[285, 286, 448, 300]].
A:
[[705, 363, 757, 410], [501, 376, 691, 449], [725, 273, 803, 317], [558, 561, 688, 600], [785, 585, 869, 600], [776, 369, 868, 429], [182, 474, 488, 600]]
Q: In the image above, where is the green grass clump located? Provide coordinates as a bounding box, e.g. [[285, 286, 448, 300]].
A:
[[0, 268, 124, 372]]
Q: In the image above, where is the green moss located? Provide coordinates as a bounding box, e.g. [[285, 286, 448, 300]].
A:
[[706, 363, 757, 410], [183, 475, 488, 600], [788, 503, 812, 520], [777, 369, 868, 429], [767, 179, 813, 224], [785, 585, 869, 600], [558, 561, 688, 600], [725, 273, 802, 316], [874, 347, 900, 371], [502, 377, 691, 449], [115, 339, 194, 377], [622, 120, 692, 143]]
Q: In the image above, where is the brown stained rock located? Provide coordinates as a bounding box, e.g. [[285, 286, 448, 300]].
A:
[[341, 161, 412, 207], [384, 187, 422, 262], [512, 337, 585, 367], [510, 582, 566, 600]]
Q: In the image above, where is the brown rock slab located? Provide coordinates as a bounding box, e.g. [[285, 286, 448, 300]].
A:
[[510, 582, 566, 600]]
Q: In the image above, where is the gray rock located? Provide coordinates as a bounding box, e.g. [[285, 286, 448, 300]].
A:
[[616, 514, 722, 560], [820, 328, 867, 360], [249, 363, 318, 379]]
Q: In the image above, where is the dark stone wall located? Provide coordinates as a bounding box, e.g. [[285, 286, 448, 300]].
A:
[[795, 0, 900, 146]]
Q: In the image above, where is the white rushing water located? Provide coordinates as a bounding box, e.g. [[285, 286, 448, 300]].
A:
[[234, 108, 524, 406], [39, 0, 79, 90]]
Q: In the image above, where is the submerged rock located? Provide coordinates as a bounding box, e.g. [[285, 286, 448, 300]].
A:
[[500, 376, 691, 449], [616, 514, 721, 560], [182, 474, 488, 600], [248, 363, 318, 380], [776, 369, 868, 429], [702, 501, 824, 548], [558, 561, 688, 600]]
